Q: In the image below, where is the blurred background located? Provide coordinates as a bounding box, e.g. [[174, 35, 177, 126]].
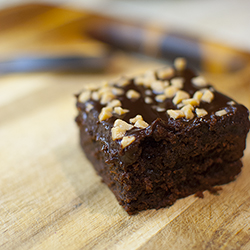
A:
[[1, 0, 250, 74]]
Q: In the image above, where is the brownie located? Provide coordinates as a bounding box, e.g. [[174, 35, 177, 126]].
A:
[[75, 58, 250, 215]]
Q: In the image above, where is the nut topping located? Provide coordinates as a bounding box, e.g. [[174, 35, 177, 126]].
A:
[[145, 89, 152, 95], [200, 89, 214, 103], [111, 126, 126, 140], [98, 86, 112, 95], [113, 119, 134, 130], [151, 80, 164, 94], [91, 91, 100, 101], [112, 119, 134, 140], [107, 99, 122, 108], [129, 115, 143, 124], [163, 80, 170, 88], [157, 67, 175, 79], [86, 103, 93, 112], [167, 109, 185, 119], [79, 90, 91, 103], [191, 76, 208, 87], [182, 98, 200, 106], [227, 101, 235, 105], [172, 90, 190, 105], [100, 92, 115, 105], [113, 107, 130, 115], [174, 57, 187, 71], [155, 94, 167, 103], [145, 97, 153, 104], [134, 76, 145, 86], [193, 91, 203, 100], [170, 77, 184, 89], [164, 86, 178, 98], [99, 107, 113, 121], [215, 110, 227, 116], [116, 78, 130, 87], [181, 104, 194, 120], [121, 136, 136, 148], [112, 87, 124, 96], [126, 89, 140, 100], [156, 107, 166, 112], [134, 120, 149, 129], [195, 108, 208, 118]]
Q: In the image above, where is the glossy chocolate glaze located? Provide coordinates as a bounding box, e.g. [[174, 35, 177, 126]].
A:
[[76, 67, 249, 167]]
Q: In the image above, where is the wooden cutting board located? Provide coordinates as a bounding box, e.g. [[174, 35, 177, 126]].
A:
[[1, 4, 250, 250]]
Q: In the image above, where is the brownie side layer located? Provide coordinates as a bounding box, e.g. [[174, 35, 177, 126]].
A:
[[75, 65, 250, 214], [76, 102, 249, 214]]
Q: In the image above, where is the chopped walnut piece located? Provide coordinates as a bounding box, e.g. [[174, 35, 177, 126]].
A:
[[193, 91, 203, 100], [145, 70, 156, 80], [79, 90, 91, 103], [98, 86, 112, 95], [170, 77, 184, 89], [112, 87, 124, 96], [100, 92, 115, 105], [215, 110, 227, 116], [151, 80, 164, 94], [167, 109, 185, 119], [113, 107, 129, 115], [163, 80, 170, 87], [91, 91, 100, 101], [134, 76, 152, 88], [182, 98, 200, 106], [86, 103, 93, 112], [195, 108, 208, 118], [191, 76, 208, 87], [134, 76, 145, 86], [111, 126, 126, 140], [113, 119, 134, 130], [145, 97, 153, 104], [99, 107, 113, 121], [156, 107, 166, 112], [121, 136, 136, 148], [116, 78, 130, 87], [181, 104, 194, 120], [126, 89, 140, 100], [172, 90, 190, 105], [177, 102, 185, 109], [107, 99, 122, 108], [164, 86, 178, 98], [145, 89, 152, 95], [157, 67, 175, 79], [129, 115, 143, 124], [155, 94, 167, 102], [134, 120, 149, 129], [174, 57, 187, 71], [201, 89, 214, 103], [227, 101, 235, 105], [134, 71, 156, 88]]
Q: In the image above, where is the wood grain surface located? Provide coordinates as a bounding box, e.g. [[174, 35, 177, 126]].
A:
[[1, 4, 250, 250]]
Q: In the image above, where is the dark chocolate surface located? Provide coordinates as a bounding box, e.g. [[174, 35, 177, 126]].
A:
[[76, 68, 249, 167]]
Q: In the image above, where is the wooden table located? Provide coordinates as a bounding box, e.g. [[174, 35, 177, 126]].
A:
[[1, 4, 250, 250]]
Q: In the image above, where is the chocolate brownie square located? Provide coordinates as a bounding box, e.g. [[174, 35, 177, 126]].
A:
[[75, 58, 250, 214]]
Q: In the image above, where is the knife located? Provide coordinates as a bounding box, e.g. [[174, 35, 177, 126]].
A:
[[0, 54, 112, 74]]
